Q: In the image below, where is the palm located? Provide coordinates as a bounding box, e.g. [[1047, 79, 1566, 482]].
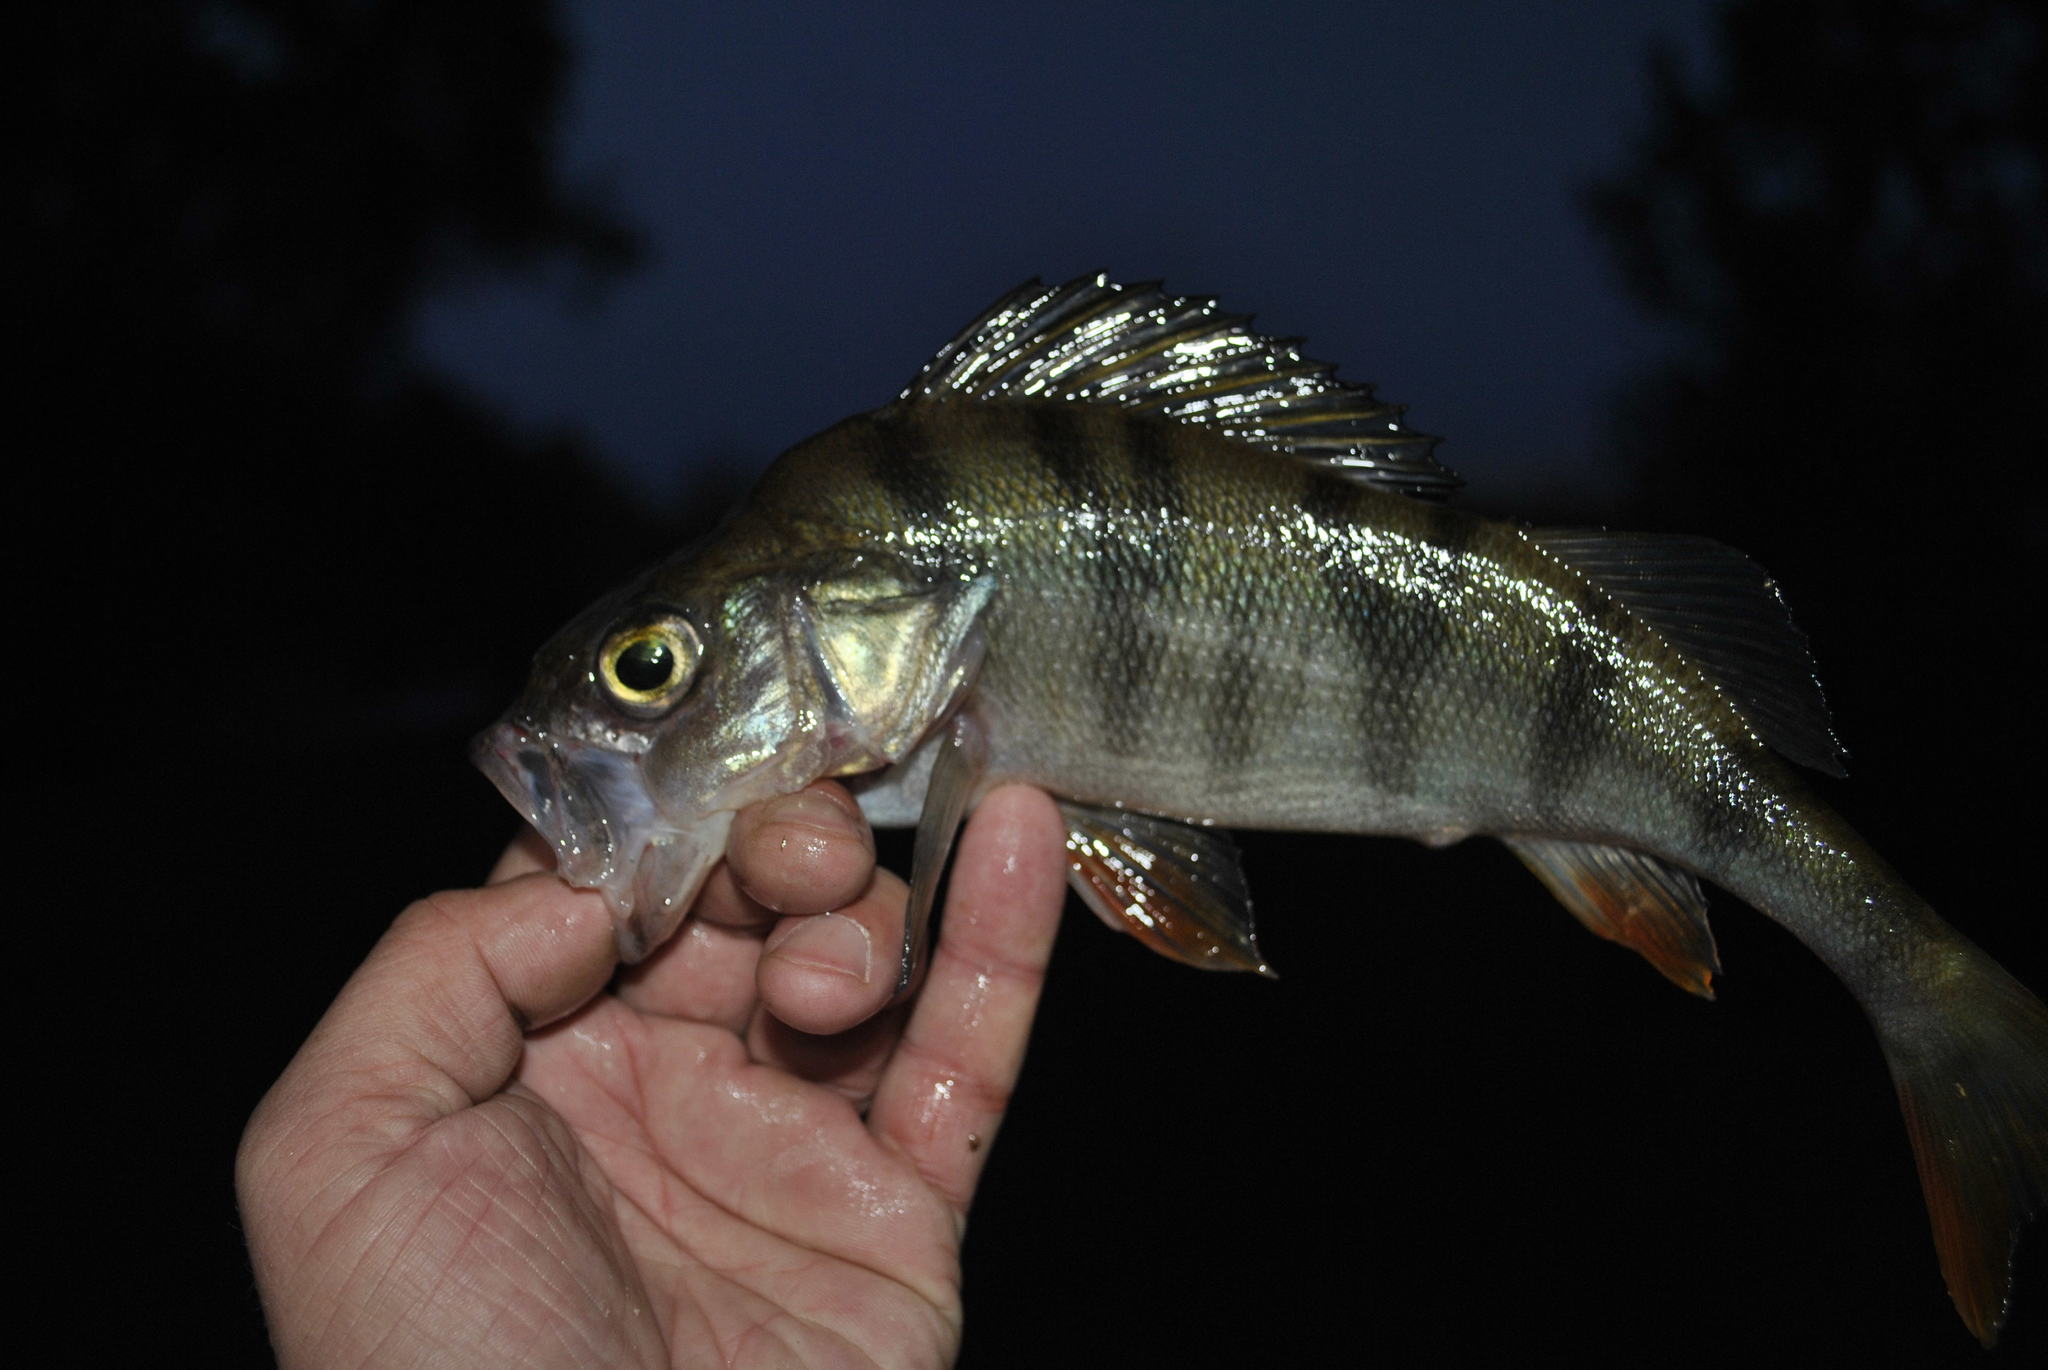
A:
[[509, 997, 961, 1365], [241, 785, 1064, 1370]]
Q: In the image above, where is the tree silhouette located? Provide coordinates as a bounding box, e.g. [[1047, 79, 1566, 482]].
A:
[[41, 0, 634, 393], [1591, 0, 2044, 535], [38, 6, 658, 1363], [1588, 0, 2043, 823]]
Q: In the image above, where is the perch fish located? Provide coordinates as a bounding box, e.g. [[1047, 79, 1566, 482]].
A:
[[474, 273, 2046, 1344]]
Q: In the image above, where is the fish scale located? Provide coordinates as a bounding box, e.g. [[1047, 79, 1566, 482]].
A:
[[475, 272, 2046, 1346]]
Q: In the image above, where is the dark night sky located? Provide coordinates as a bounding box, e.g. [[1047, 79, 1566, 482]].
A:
[[412, 0, 1715, 515]]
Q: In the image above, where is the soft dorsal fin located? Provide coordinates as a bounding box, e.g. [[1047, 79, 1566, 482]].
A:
[[1529, 529, 1847, 776], [901, 272, 1460, 499]]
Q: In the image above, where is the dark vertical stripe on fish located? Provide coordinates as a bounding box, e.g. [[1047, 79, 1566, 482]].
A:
[[1528, 584, 1618, 816], [1029, 406, 1163, 755], [1208, 640, 1262, 772], [862, 410, 949, 530], [1127, 415, 1187, 531], [1300, 474, 1382, 780], [1393, 502, 1477, 793], [1122, 411, 1189, 613], [1027, 405, 1097, 508], [1305, 473, 1476, 798], [1313, 476, 1410, 792]]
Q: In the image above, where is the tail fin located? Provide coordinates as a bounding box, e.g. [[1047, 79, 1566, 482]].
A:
[[1880, 943, 2048, 1345]]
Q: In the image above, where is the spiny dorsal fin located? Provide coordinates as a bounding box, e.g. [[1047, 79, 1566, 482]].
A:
[[902, 273, 1460, 500], [1529, 529, 1847, 776]]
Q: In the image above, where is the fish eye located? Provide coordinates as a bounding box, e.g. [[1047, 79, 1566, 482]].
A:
[[597, 615, 701, 715]]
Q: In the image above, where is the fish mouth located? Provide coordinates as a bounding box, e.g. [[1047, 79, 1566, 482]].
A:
[[471, 720, 732, 961]]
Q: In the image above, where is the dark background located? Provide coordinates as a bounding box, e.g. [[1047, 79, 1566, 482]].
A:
[[41, 1, 2042, 1364]]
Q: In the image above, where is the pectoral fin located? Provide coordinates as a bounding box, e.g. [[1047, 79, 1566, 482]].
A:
[[1503, 836, 1720, 998], [1060, 803, 1273, 976], [897, 711, 987, 994]]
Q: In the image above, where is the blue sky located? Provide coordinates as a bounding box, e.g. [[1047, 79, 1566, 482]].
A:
[[412, 1, 1719, 515]]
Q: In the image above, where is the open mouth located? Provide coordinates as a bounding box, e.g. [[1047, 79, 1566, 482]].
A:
[[470, 720, 732, 960]]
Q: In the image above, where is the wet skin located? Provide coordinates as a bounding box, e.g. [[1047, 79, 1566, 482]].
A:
[[237, 782, 1066, 1369]]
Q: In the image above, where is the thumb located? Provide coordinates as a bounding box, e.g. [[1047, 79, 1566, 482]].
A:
[[240, 871, 614, 1194]]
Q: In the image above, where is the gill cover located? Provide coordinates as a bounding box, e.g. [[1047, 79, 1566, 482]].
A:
[[790, 556, 996, 776]]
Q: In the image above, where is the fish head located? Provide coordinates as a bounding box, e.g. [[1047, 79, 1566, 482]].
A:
[[474, 536, 994, 962], [473, 552, 815, 962]]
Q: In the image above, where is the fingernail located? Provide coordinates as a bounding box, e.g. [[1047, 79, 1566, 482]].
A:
[[766, 912, 872, 984], [760, 788, 862, 838]]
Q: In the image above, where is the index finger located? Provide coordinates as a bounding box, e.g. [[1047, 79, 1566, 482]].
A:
[[866, 784, 1067, 1218]]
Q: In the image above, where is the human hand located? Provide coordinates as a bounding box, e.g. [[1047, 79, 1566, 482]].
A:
[[237, 782, 1066, 1369]]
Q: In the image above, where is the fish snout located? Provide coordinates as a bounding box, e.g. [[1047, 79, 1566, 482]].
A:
[[471, 721, 649, 887], [469, 719, 730, 961]]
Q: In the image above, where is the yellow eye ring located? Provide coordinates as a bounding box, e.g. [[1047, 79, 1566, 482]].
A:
[[597, 615, 701, 714]]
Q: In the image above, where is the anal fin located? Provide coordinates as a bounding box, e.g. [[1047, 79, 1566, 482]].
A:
[[1060, 803, 1272, 976], [1503, 837, 1720, 998]]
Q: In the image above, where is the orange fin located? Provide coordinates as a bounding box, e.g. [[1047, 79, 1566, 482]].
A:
[[1883, 946, 2048, 1346], [1059, 803, 1272, 976], [1503, 837, 1720, 998]]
